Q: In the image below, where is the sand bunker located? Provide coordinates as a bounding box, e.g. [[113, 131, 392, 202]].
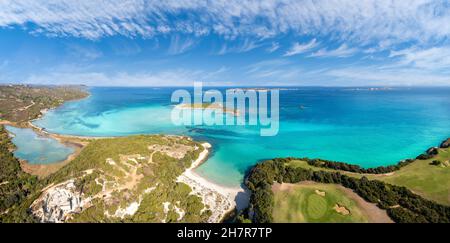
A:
[[333, 204, 350, 215], [315, 189, 326, 197]]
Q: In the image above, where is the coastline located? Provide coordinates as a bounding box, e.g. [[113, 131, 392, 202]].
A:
[[3, 122, 89, 178], [21, 97, 248, 221], [6, 114, 247, 222], [177, 142, 246, 223], [3, 87, 448, 222]]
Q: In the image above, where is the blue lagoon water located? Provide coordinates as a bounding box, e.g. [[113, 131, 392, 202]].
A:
[[33, 87, 450, 186], [5, 125, 74, 164]]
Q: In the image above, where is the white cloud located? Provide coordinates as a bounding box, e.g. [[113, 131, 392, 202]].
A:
[[389, 47, 450, 70], [110, 40, 143, 56], [266, 42, 280, 53], [217, 39, 260, 55], [25, 71, 196, 86], [168, 36, 197, 55], [22, 66, 233, 86], [66, 44, 103, 60], [246, 59, 291, 74], [325, 66, 450, 86], [283, 39, 318, 56], [2, 1, 450, 86], [0, 0, 449, 48], [310, 44, 358, 58]]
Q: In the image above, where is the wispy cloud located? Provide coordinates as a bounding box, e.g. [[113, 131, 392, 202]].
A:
[[217, 39, 260, 55], [389, 47, 450, 70], [1, 1, 450, 86], [245, 58, 305, 82], [24, 69, 220, 86], [325, 66, 450, 86], [310, 44, 358, 58], [284, 39, 318, 57], [246, 59, 291, 74], [168, 35, 197, 55], [21, 63, 233, 86], [0, 0, 449, 48], [65, 43, 103, 60], [266, 42, 280, 53]]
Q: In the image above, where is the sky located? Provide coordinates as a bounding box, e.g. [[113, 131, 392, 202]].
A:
[[0, 0, 450, 87]]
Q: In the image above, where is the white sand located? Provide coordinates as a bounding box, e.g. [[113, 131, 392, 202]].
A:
[[177, 142, 246, 223]]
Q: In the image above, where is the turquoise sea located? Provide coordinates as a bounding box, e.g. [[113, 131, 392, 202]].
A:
[[25, 87, 450, 186]]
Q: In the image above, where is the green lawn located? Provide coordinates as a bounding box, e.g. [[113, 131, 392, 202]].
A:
[[286, 147, 450, 206], [272, 183, 370, 223], [371, 148, 450, 205]]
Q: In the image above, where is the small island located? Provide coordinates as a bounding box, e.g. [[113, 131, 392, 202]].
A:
[[175, 102, 240, 116]]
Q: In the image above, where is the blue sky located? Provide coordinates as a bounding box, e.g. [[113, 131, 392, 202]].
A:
[[1, 0, 450, 86]]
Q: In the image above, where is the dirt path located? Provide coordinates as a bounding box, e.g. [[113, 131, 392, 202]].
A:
[[16, 101, 35, 111]]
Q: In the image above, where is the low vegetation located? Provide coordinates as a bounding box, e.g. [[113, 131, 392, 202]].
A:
[[0, 125, 38, 222], [284, 143, 450, 206], [1, 125, 212, 222], [33, 135, 211, 223], [0, 84, 88, 123]]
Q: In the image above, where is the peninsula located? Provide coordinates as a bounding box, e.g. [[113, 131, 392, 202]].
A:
[[0, 85, 242, 223]]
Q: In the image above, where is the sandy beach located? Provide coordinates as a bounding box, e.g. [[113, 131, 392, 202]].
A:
[[5, 110, 248, 222], [177, 142, 247, 223], [14, 118, 248, 222]]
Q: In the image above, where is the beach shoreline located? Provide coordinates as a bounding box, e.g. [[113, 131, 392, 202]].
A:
[[5, 116, 247, 222], [177, 142, 247, 223], [3, 122, 88, 178]]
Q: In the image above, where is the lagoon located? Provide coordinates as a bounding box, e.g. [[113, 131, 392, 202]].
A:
[[5, 125, 74, 164], [32, 87, 450, 186]]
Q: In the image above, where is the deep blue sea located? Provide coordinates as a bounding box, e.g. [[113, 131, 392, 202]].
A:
[[28, 87, 450, 186]]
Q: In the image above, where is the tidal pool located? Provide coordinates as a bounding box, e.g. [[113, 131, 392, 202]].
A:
[[5, 125, 74, 164]]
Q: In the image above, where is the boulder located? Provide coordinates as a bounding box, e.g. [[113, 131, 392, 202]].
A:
[[440, 138, 450, 148], [416, 153, 433, 160], [426, 147, 439, 156]]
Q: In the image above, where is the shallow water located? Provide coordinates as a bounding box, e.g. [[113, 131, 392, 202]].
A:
[[5, 125, 74, 164], [32, 87, 450, 186]]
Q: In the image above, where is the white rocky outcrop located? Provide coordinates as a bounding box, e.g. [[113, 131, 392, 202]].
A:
[[176, 143, 244, 223], [30, 180, 88, 222]]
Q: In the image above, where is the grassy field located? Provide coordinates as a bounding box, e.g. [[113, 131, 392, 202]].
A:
[[287, 146, 450, 206], [373, 148, 450, 205], [272, 183, 374, 223]]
